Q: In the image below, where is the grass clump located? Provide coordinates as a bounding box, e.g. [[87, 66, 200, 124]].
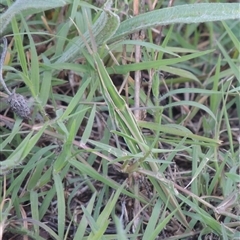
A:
[[0, 0, 239, 239]]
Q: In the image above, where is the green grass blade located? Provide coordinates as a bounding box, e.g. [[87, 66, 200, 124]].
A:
[[142, 199, 162, 240], [60, 78, 91, 120], [1, 0, 66, 33], [81, 104, 96, 144], [53, 172, 65, 239], [73, 193, 97, 240], [222, 21, 240, 50], [69, 159, 143, 201], [30, 190, 40, 235], [216, 40, 240, 83], [87, 182, 125, 239], [114, 215, 128, 240], [28, 34, 40, 95], [0, 118, 22, 149], [39, 70, 52, 107], [107, 50, 213, 74], [55, 0, 120, 63], [111, 3, 240, 42]]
